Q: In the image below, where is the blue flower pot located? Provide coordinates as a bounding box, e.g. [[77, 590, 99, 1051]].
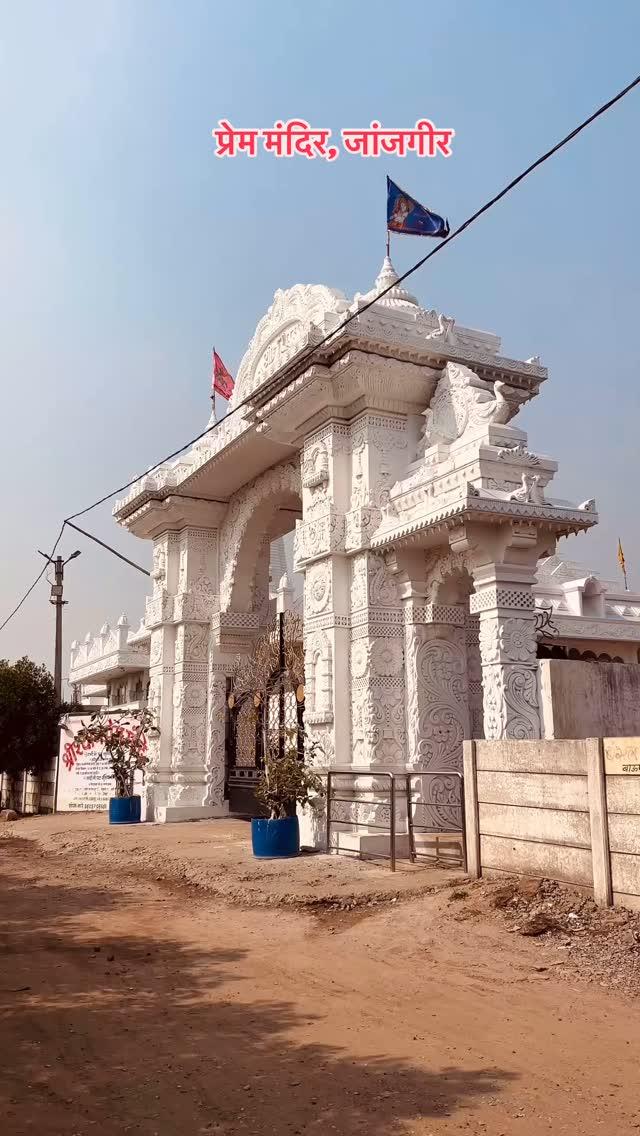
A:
[[108, 795, 141, 825], [251, 816, 300, 859]]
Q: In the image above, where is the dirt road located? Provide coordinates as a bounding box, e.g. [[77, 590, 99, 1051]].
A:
[[1, 833, 639, 1135]]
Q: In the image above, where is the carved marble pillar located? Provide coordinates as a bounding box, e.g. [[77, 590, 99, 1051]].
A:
[[166, 526, 229, 820], [345, 414, 409, 555], [349, 550, 405, 767], [343, 415, 410, 769], [252, 532, 272, 633], [144, 531, 180, 821], [465, 611, 485, 740], [295, 423, 351, 770], [402, 595, 469, 770], [303, 555, 350, 764], [470, 566, 541, 740]]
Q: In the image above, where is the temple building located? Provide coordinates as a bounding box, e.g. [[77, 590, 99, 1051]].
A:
[[67, 257, 640, 838]]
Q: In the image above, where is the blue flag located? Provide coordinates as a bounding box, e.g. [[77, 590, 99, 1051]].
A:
[[387, 176, 449, 238]]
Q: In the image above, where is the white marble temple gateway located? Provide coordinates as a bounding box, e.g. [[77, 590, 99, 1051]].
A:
[[68, 257, 639, 837]]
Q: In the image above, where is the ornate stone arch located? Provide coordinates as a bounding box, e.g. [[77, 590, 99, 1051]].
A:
[[219, 460, 302, 613], [424, 548, 473, 604], [230, 284, 348, 409]]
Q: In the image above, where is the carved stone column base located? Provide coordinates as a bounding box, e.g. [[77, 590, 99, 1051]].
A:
[[153, 802, 229, 824], [141, 775, 170, 823]]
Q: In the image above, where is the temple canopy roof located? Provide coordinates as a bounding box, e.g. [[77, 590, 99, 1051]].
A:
[[228, 255, 506, 412], [113, 255, 549, 527]]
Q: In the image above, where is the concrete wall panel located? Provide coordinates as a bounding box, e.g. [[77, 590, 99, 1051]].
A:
[[479, 802, 590, 847], [605, 777, 640, 814], [477, 770, 588, 812], [475, 738, 589, 775], [610, 853, 640, 900], [607, 814, 640, 855], [480, 833, 593, 887]]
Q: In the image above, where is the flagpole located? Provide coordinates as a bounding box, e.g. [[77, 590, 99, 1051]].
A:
[[210, 346, 217, 425], [618, 537, 629, 592], [386, 228, 390, 258]]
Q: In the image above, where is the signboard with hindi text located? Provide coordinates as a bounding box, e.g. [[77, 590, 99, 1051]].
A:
[[56, 714, 143, 811], [604, 736, 640, 776]]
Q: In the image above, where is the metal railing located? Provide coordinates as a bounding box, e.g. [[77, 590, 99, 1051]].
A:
[[326, 769, 399, 869], [405, 770, 466, 871], [325, 767, 466, 873]]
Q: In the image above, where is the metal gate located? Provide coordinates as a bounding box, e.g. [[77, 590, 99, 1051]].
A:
[[225, 611, 304, 817]]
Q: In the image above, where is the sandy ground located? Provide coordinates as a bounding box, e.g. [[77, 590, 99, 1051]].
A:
[[1, 820, 640, 1135], [11, 813, 460, 907]]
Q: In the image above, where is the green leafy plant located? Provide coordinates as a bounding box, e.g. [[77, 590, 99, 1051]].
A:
[[0, 657, 67, 781], [256, 730, 325, 820], [74, 707, 159, 798]]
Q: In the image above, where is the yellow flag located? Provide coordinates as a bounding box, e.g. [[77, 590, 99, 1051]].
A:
[[618, 538, 626, 573]]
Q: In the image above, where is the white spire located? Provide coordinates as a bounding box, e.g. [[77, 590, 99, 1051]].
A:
[[374, 255, 420, 307], [352, 255, 420, 313]]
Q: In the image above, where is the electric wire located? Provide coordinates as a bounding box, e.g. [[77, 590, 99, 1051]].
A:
[[0, 525, 66, 634], [1, 72, 639, 636], [62, 71, 640, 524]]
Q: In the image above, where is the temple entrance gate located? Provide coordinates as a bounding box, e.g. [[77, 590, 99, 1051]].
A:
[[225, 611, 305, 817], [113, 258, 597, 837]]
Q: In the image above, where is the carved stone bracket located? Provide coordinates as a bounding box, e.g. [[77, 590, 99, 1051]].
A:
[[211, 610, 261, 653]]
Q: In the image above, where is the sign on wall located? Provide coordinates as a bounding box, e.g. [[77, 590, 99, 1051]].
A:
[[604, 737, 640, 776], [56, 714, 142, 812]]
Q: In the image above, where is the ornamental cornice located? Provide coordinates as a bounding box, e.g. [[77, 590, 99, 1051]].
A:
[[320, 318, 547, 391], [69, 647, 151, 685], [550, 616, 640, 642], [114, 339, 545, 533], [115, 494, 227, 536], [371, 494, 598, 550]]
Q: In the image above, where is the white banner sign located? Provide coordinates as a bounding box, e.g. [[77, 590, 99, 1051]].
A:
[[56, 714, 142, 812]]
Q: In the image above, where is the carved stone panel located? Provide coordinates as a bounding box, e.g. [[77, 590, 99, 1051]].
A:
[[404, 623, 469, 769], [476, 603, 541, 740]]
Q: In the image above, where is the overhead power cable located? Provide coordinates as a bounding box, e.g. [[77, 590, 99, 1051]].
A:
[[1, 72, 639, 637], [65, 521, 151, 577], [0, 525, 66, 634]]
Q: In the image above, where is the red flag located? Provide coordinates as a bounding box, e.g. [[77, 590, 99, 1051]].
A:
[[212, 350, 234, 401]]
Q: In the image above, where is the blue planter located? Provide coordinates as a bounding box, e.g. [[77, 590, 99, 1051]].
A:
[[109, 795, 141, 825], [251, 816, 300, 859]]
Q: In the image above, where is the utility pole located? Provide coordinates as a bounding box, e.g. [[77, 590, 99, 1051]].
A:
[[38, 548, 81, 702]]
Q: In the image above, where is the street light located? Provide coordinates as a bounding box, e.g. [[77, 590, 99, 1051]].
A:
[[38, 548, 82, 702]]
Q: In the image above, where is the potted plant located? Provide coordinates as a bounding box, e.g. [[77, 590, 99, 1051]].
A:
[[74, 707, 159, 825], [252, 732, 324, 858]]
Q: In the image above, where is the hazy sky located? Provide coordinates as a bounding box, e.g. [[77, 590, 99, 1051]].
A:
[[1, 0, 639, 676]]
